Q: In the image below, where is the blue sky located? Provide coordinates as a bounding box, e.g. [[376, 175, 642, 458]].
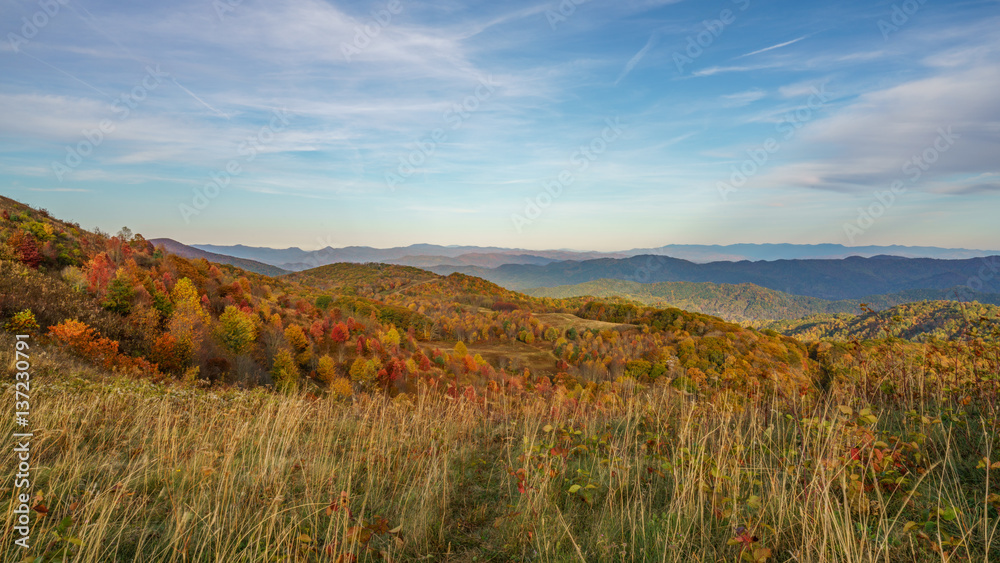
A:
[[1, 0, 998, 251]]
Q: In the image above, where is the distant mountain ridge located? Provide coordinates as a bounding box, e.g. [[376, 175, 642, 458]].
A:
[[192, 243, 624, 271], [428, 254, 1000, 300], [625, 243, 1000, 262], [188, 242, 1000, 271]]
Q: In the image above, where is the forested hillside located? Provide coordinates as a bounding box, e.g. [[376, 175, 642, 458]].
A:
[[767, 301, 1000, 342], [0, 196, 809, 397], [526, 279, 1000, 323]]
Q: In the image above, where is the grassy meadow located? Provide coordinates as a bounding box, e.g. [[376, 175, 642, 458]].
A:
[[2, 333, 998, 562]]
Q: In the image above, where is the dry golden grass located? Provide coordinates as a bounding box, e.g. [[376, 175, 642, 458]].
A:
[[1, 333, 998, 562], [531, 313, 632, 333]]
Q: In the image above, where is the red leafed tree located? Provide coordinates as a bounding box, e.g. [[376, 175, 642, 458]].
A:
[[85, 253, 115, 295], [309, 319, 327, 341], [330, 322, 349, 344], [330, 322, 350, 362], [413, 351, 431, 371]]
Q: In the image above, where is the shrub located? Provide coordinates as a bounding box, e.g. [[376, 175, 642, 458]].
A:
[[4, 309, 39, 334], [48, 319, 120, 369], [150, 333, 187, 374], [47, 319, 157, 374], [10, 231, 42, 269]]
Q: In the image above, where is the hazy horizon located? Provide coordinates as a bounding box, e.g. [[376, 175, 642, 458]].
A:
[[175, 240, 1000, 255]]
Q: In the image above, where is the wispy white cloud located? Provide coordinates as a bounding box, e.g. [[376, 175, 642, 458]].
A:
[[738, 36, 807, 59], [615, 32, 660, 85], [691, 63, 778, 77], [756, 61, 1000, 194], [720, 89, 765, 107]]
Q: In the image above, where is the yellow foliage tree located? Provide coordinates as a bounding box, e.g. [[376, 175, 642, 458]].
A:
[[382, 327, 401, 349], [329, 377, 352, 399], [316, 354, 337, 383], [284, 324, 313, 367], [167, 277, 208, 367], [271, 349, 299, 391]]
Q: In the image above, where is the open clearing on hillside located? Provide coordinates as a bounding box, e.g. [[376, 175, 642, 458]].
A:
[[532, 312, 632, 332], [421, 339, 559, 376], [467, 341, 558, 376]]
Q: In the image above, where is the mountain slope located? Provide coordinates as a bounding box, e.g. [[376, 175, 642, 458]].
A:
[[150, 238, 288, 276]]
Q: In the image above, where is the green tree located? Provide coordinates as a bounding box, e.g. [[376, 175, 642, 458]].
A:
[[214, 306, 258, 355], [102, 268, 135, 315]]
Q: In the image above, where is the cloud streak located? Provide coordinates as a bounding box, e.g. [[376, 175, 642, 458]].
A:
[[738, 35, 807, 58]]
